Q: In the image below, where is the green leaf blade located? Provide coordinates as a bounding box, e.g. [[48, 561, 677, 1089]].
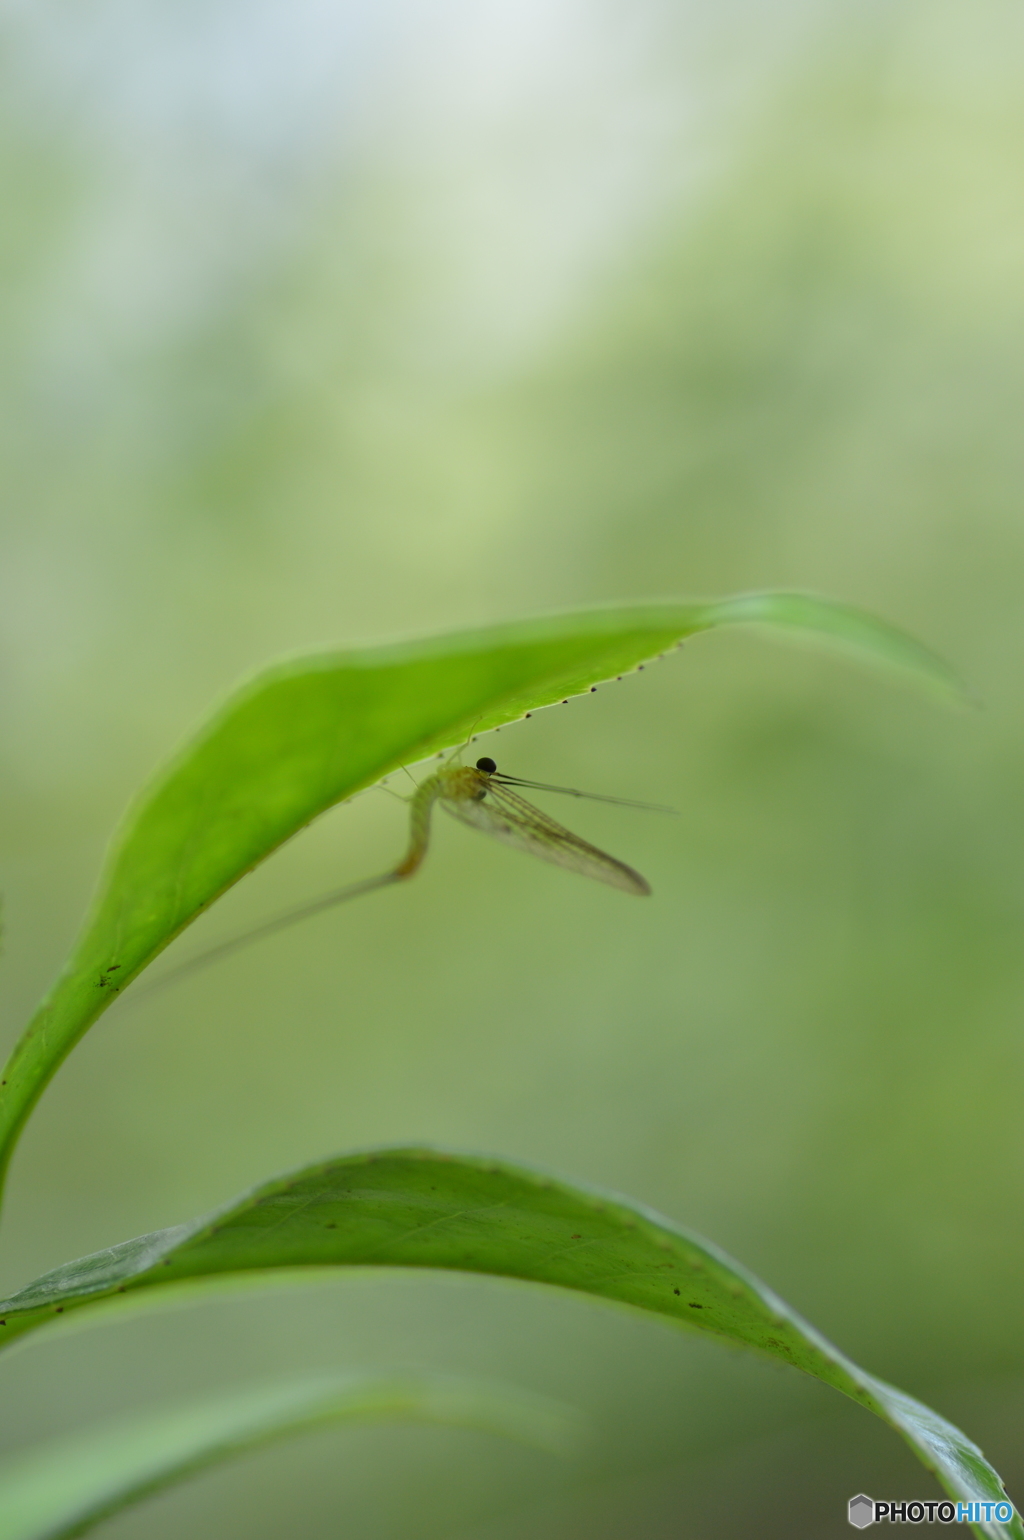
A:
[[0, 1369, 577, 1540], [0, 593, 962, 1197], [0, 1147, 1014, 1539]]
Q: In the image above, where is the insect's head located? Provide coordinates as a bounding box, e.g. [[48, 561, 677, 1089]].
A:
[[476, 757, 497, 774]]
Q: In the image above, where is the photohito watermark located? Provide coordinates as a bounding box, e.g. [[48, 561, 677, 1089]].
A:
[[848, 1494, 1017, 1527]]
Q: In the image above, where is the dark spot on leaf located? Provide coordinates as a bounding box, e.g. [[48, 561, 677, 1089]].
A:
[[673, 1288, 680, 1295], [117, 1287, 126, 1293], [326, 1223, 336, 1229], [571, 1234, 581, 1240], [0, 1320, 5, 1326], [55, 1307, 63, 1313], [688, 1302, 703, 1309], [590, 686, 597, 692]]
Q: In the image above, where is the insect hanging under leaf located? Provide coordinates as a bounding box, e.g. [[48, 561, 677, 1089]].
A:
[[140, 757, 675, 996]]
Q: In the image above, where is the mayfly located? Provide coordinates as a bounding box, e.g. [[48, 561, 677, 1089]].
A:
[[141, 758, 673, 996]]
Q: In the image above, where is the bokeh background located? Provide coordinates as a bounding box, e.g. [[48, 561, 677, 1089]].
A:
[[2, 0, 1023, 1534]]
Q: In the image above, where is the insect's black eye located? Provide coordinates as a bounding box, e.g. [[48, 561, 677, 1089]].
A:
[[476, 757, 497, 774]]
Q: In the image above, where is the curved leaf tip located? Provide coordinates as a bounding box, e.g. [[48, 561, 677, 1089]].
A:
[[696, 591, 970, 705]]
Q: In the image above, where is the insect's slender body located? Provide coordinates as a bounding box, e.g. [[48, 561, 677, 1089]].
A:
[[139, 758, 659, 998], [390, 767, 475, 879]]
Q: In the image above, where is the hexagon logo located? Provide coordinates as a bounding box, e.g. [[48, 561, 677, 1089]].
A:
[[848, 1494, 875, 1528]]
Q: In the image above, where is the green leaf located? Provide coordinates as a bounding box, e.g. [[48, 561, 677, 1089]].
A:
[[0, 1368, 578, 1540], [0, 593, 961, 1200], [0, 1148, 1014, 1540]]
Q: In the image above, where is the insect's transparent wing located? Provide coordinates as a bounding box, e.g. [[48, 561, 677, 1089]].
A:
[[441, 783, 650, 895]]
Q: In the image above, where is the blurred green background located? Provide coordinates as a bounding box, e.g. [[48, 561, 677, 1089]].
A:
[[2, 0, 1023, 1534]]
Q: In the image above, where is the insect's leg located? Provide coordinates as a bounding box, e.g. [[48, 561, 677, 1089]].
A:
[[379, 782, 411, 804], [376, 763, 420, 805], [442, 715, 485, 767]]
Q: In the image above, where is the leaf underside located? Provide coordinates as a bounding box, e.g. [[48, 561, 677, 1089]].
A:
[[0, 1368, 578, 1540], [0, 1147, 1016, 1540], [0, 593, 963, 1196]]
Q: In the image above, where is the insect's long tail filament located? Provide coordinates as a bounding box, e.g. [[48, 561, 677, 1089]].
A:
[[131, 872, 401, 1001], [132, 776, 444, 1003]]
